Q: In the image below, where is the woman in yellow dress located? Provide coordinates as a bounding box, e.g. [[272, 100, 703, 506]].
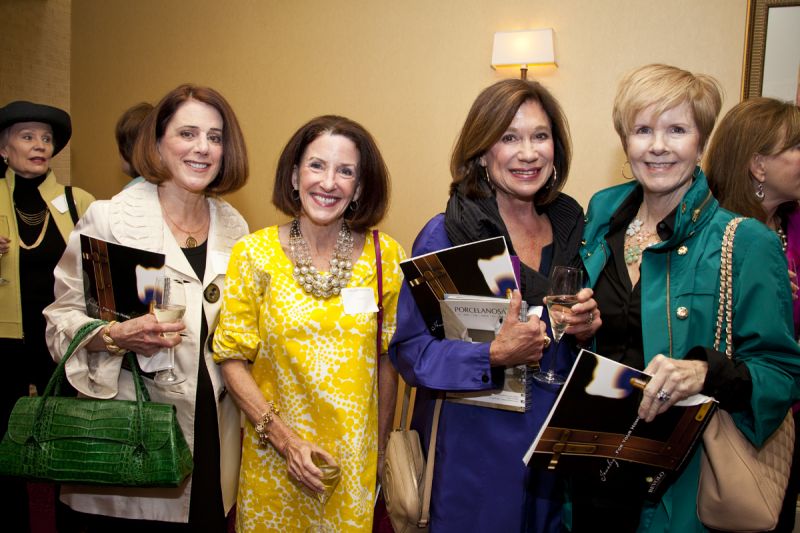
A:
[[213, 115, 404, 532]]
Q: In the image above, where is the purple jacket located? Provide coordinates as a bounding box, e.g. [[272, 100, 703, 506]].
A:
[[389, 214, 572, 533]]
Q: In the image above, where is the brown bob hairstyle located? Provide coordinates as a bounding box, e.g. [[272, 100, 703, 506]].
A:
[[115, 101, 153, 177], [706, 97, 800, 224], [450, 78, 572, 206], [132, 84, 248, 195], [273, 115, 390, 232]]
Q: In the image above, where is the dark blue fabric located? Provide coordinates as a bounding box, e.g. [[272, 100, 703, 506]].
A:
[[390, 214, 568, 533]]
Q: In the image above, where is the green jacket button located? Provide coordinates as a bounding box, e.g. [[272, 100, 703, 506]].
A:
[[676, 307, 689, 319]]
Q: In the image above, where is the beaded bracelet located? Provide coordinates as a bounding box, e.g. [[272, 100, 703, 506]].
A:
[[102, 321, 127, 356], [254, 402, 280, 447]]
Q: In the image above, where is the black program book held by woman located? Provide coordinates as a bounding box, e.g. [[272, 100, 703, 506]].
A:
[[523, 349, 717, 500]]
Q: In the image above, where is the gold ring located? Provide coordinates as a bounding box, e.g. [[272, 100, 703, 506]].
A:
[[587, 312, 595, 325], [543, 335, 551, 349]]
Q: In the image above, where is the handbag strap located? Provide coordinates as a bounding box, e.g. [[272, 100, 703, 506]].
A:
[[373, 229, 383, 355], [65, 185, 79, 225], [36, 319, 151, 442], [714, 217, 745, 358], [41, 319, 151, 403], [42, 319, 106, 397], [395, 377, 442, 527], [418, 395, 442, 528]]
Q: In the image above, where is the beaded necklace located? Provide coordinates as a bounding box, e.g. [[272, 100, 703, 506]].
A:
[[289, 218, 354, 298], [775, 226, 788, 253], [623, 217, 661, 265]]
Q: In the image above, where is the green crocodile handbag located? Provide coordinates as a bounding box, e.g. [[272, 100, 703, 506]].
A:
[[0, 320, 194, 486]]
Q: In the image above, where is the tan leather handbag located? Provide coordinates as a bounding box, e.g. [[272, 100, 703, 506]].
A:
[[382, 383, 441, 532], [697, 217, 795, 532]]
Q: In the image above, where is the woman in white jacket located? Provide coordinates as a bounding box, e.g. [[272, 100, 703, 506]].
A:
[[44, 84, 249, 532]]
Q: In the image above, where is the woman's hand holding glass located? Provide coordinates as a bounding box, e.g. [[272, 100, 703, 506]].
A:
[[489, 290, 549, 367], [563, 288, 602, 344], [305, 441, 341, 533], [282, 434, 339, 495], [153, 276, 187, 386], [535, 266, 583, 385], [97, 314, 184, 356]]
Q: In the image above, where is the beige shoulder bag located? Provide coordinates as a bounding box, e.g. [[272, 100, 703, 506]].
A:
[[382, 381, 442, 533], [697, 217, 795, 532]]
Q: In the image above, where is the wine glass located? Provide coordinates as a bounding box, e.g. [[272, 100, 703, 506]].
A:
[[0, 215, 10, 285], [153, 276, 186, 386], [534, 266, 583, 386], [306, 444, 341, 533]]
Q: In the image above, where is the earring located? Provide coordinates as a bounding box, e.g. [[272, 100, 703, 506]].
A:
[[482, 166, 496, 192], [755, 182, 765, 201], [291, 189, 300, 202], [621, 160, 634, 180], [1, 156, 7, 165], [546, 167, 558, 189], [348, 198, 360, 212]]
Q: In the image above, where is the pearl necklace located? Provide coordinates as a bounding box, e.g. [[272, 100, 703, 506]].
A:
[[623, 217, 661, 265], [289, 219, 354, 299]]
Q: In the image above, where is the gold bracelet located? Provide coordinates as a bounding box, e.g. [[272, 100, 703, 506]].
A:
[[254, 402, 280, 447], [102, 321, 127, 356]]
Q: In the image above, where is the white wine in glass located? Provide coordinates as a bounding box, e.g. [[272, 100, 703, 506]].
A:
[[153, 276, 186, 386], [306, 448, 341, 533], [0, 215, 10, 285], [534, 266, 583, 386]]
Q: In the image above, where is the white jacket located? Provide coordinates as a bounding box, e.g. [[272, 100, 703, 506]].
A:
[[44, 181, 248, 523]]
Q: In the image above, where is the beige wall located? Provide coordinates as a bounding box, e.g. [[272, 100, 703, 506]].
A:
[[0, 0, 72, 181], [67, 0, 748, 250]]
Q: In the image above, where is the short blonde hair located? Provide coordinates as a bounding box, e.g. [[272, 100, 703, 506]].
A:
[[612, 64, 723, 152]]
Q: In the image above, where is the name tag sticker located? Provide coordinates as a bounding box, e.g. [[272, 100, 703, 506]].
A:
[[341, 287, 379, 315], [51, 194, 69, 214]]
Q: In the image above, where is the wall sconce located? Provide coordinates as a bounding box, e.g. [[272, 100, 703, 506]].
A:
[[491, 28, 556, 80]]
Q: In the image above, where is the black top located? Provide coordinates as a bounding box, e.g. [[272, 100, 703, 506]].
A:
[[180, 241, 225, 529]]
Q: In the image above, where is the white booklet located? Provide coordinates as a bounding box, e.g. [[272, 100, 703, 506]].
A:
[[440, 294, 542, 412]]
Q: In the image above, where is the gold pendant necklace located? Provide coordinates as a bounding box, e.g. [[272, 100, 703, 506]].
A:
[[160, 203, 207, 248]]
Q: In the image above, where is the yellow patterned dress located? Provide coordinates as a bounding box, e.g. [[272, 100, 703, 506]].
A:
[[213, 225, 405, 532]]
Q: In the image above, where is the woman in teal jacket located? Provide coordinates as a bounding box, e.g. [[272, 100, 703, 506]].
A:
[[574, 64, 800, 532]]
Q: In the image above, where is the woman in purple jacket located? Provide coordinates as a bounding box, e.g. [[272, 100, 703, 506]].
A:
[[389, 79, 601, 532]]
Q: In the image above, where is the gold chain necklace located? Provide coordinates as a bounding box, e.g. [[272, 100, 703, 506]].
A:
[[15, 207, 48, 226], [18, 210, 51, 250], [161, 204, 208, 248]]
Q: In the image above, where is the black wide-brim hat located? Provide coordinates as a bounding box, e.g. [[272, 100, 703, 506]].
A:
[[0, 100, 72, 161]]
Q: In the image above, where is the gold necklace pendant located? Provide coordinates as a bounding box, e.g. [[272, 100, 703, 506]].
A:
[[184, 236, 197, 248]]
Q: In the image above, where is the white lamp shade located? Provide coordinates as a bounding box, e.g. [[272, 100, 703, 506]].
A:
[[491, 29, 556, 68]]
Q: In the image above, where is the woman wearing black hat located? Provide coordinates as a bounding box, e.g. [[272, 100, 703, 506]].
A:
[[0, 100, 95, 531]]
